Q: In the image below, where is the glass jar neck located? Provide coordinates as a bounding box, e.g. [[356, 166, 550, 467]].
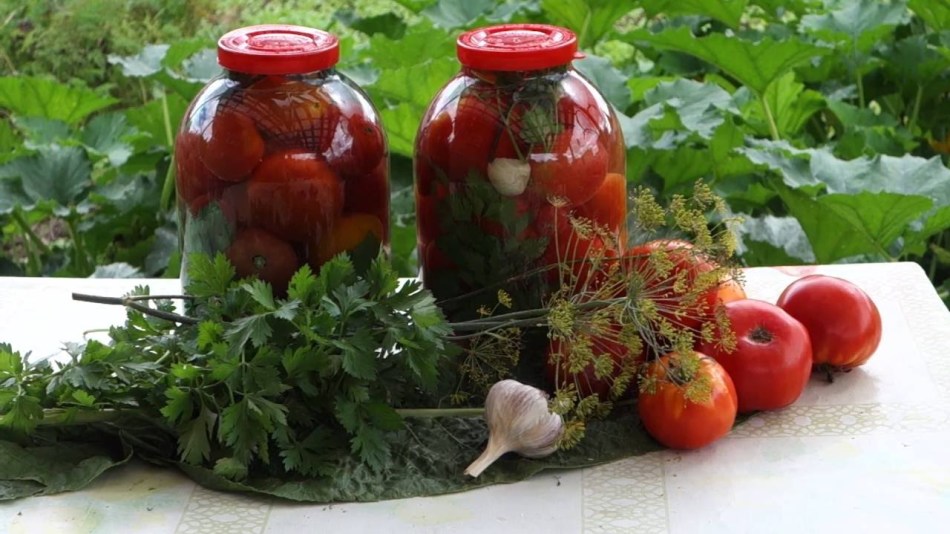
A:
[[462, 64, 570, 85]]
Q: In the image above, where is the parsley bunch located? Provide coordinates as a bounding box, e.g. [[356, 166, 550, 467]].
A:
[[0, 253, 454, 480]]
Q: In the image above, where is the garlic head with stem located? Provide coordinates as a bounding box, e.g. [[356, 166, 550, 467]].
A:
[[464, 379, 564, 478]]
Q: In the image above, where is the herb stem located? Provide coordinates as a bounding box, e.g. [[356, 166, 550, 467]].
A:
[[760, 96, 781, 141], [37, 408, 125, 426], [908, 84, 923, 133], [395, 407, 484, 418], [856, 71, 866, 109], [72, 292, 198, 324], [10, 207, 45, 275], [65, 216, 92, 275]]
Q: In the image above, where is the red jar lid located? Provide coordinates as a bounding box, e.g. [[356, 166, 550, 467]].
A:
[[456, 24, 582, 72], [217, 24, 340, 75]]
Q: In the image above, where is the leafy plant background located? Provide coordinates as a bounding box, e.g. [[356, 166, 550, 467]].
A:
[[0, 0, 948, 307]]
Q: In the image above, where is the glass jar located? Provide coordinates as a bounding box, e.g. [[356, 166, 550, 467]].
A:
[[176, 25, 389, 294], [414, 24, 626, 319]]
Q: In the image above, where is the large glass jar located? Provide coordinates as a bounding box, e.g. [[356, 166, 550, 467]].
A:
[[176, 25, 389, 294], [414, 24, 626, 319]]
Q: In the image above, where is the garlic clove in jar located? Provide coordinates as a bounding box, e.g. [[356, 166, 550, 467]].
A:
[[464, 379, 564, 478], [487, 158, 530, 197]]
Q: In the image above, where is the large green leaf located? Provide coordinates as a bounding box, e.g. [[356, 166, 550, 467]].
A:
[[541, 0, 632, 48], [1, 146, 91, 206], [736, 215, 816, 265], [370, 58, 459, 109], [380, 103, 422, 159], [82, 112, 140, 168], [777, 184, 933, 262], [0, 440, 131, 500], [0, 77, 116, 125], [179, 410, 663, 503], [359, 21, 455, 69], [107, 44, 169, 78], [757, 72, 825, 138], [882, 34, 950, 87], [627, 27, 831, 95], [910, 0, 950, 30], [422, 0, 495, 28], [776, 185, 884, 262], [124, 93, 189, 148], [574, 55, 632, 111], [644, 79, 740, 139], [801, 0, 911, 52], [639, 0, 749, 28]]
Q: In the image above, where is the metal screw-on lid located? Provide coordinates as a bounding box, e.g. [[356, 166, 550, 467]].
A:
[[217, 24, 340, 75], [457, 24, 583, 72]]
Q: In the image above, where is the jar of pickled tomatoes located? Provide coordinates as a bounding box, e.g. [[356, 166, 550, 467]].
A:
[[414, 24, 626, 318], [175, 25, 389, 294]]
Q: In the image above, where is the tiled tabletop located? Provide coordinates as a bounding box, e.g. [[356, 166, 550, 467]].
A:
[[1, 262, 948, 533]]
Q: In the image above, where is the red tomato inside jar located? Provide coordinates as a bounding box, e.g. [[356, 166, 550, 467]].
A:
[[175, 24, 389, 293], [414, 24, 626, 318]]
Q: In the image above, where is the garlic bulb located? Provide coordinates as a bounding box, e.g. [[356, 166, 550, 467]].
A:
[[487, 158, 530, 197], [464, 379, 564, 478]]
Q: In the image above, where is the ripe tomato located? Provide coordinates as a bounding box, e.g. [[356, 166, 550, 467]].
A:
[[545, 328, 644, 400], [448, 91, 507, 181], [698, 299, 812, 413], [536, 204, 618, 290], [226, 227, 299, 295], [199, 109, 265, 182], [529, 127, 608, 207], [638, 352, 738, 450], [626, 239, 720, 332], [416, 111, 453, 185], [327, 114, 386, 178], [716, 276, 747, 303], [236, 77, 340, 154], [310, 213, 384, 268], [574, 172, 627, 232], [175, 130, 226, 214], [776, 275, 882, 370], [245, 149, 343, 243]]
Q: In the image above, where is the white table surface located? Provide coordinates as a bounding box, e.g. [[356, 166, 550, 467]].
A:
[[0, 262, 948, 534]]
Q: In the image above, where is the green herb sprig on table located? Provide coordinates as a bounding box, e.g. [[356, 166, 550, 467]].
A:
[[1, 252, 456, 480]]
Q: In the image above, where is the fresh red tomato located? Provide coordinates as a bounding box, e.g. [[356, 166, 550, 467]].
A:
[[244, 149, 343, 243], [776, 275, 882, 370], [698, 299, 812, 413], [716, 276, 747, 304], [545, 328, 644, 400], [236, 77, 340, 154], [529, 127, 608, 207], [327, 114, 386, 178], [226, 227, 299, 295], [638, 352, 738, 450], [310, 213, 384, 268], [626, 239, 720, 333], [574, 172, 627, 232], [175, 130, 226, 214], [199, 109, 265, 182]]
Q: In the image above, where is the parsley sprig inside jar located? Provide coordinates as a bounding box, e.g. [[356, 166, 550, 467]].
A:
[[414, 24, 627, 321], [175, 24, 389, 295]]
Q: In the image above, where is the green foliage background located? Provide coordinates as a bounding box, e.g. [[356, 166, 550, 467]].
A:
[[0, 0, 948, 307]]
